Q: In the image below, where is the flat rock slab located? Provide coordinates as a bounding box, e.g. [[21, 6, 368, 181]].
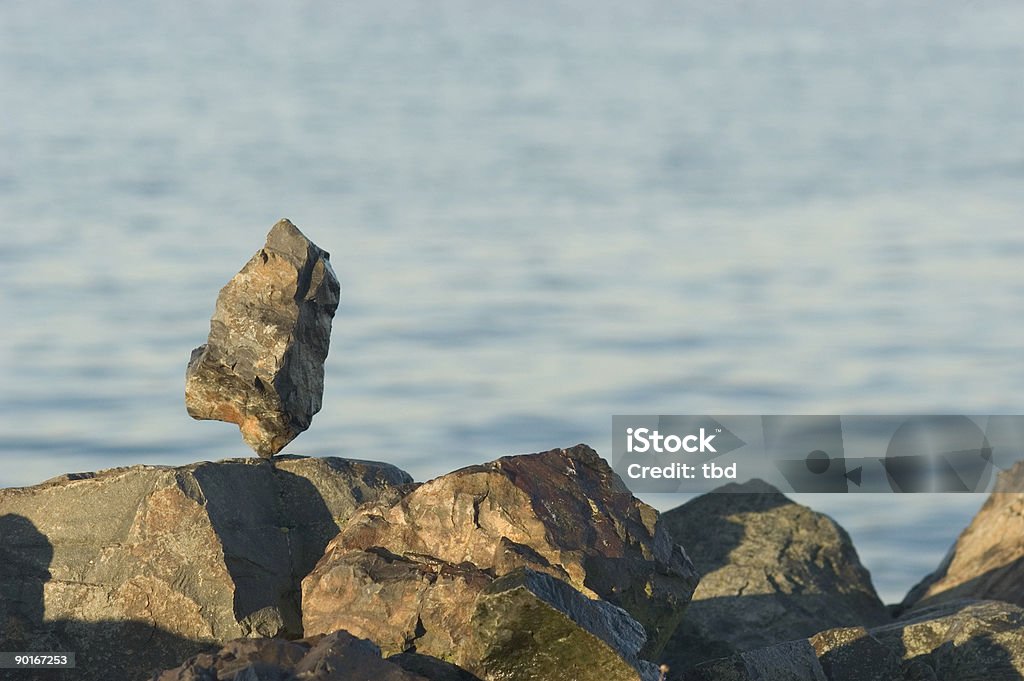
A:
[[901, 461, 1024, 612], [302, 445, 699, 660], [659, 479, 888, 672], [186, 219, 341, 457], [0, 456, 411, 681]]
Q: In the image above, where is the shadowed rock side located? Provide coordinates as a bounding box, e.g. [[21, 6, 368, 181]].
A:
[[659, 479, 889, 674], [302, 444, 699, 666], [186, 219, 341, 458], [0, 456, 411, 681], [463, 568, 661, 681], [152, 631, 430, 680], [684, 599, 1024, 681], [901, 461, 1024, 613]]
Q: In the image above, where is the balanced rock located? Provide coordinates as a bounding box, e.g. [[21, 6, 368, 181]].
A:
[[152, 631, 429, 681], [901, 461, 1024, 612], [659, 480, 888, 672], [302, 445, 699, 660], [186, 219, 341, 457], [0, 456, 411, 681]]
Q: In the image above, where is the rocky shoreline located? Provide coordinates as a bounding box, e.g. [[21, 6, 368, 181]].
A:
[[2, 448, 1023, 681]]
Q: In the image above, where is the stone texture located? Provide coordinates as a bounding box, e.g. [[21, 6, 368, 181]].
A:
[[186, 219, 341, 458], [809, 627, 902, 681], [152, 631, 429, 681], [682, 640, 828, 681], [901, 461, 1024, 613], [303, 445, 699, 661], [873, 600, 1024, 681], [659, 479, 888, 672], [301, 547, 494, 659], [463, 568, 660, 681], [0, 456, 411, 681], [683, 599, 1024, 681]]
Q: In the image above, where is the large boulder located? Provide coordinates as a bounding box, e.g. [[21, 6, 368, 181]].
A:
[[682, 599, 1024, 681], [0, 456, 411, 680], [185, 219, 341, 458], [302, 445, 699, 660], [152, 630, 429, 681], [901, 461, 1024, 612], [659, 480, 888, 672]]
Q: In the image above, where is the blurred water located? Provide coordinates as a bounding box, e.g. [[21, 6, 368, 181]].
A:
[[1, 1, 1022, 602]]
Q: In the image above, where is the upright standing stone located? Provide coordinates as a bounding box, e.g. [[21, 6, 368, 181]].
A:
[[185, 219, 341, 457]]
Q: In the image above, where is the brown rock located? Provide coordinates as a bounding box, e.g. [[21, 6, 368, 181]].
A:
[[301, 547, 494, 657], [185, 219, 341, 458], [901, 461, 1024, 612], [0, 456, 411, 681], [659, 480, 888, 672], [303, 445, 698, 660]]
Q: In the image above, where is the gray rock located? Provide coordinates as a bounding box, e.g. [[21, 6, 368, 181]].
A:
[[153, 631, 429, 681], [302, 445, 699, 660], [809, 627, 902, 681], [659, 479, 888, 672], [186, 219, 341, 458], [462, 568, 661, 681], [684, 599, 1024, 681], [901, 461, 1024, 613], [0, 456, 411, 681], [682, 640, 827, 681]]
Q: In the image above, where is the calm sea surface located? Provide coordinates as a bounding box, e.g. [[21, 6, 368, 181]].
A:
[[2, 1, 1022, 603]]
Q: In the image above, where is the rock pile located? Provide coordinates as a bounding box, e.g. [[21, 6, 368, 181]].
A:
[[6, 445, 1024, 680], [301, 444, 698, 677], [185, 219, 341, 458]]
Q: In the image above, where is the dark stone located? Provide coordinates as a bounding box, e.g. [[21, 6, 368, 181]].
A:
[[462, 568, 660, 681], [154, 631, 428, 680], [683, 599, 1024, 681]]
